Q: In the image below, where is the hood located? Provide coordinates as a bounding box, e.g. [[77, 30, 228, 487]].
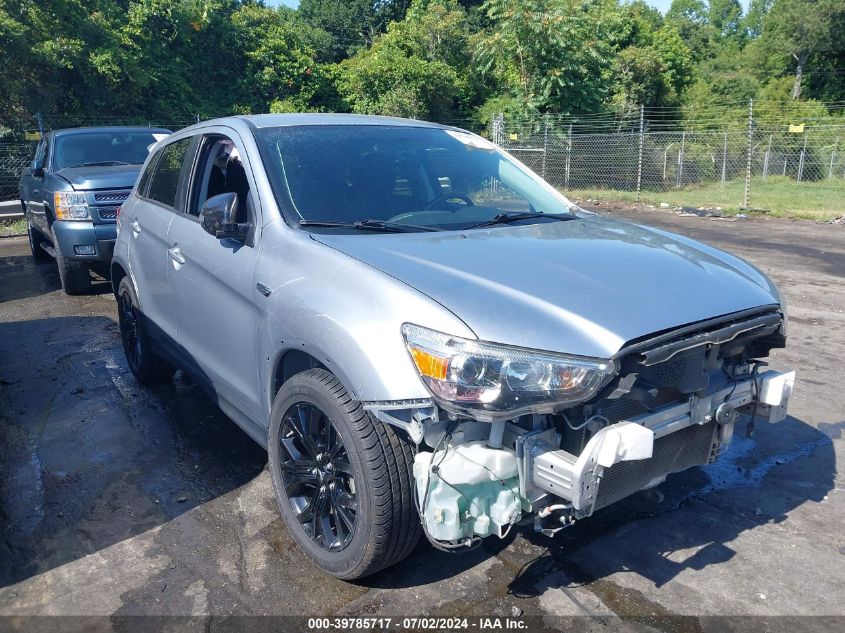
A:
[[313, 215, 781, 359], [56, 164, 141, 190]]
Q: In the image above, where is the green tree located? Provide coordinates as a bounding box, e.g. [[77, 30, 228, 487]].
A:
[[475, 0, 619, 116], [608, 2, 693, 115], [299, 0, 412, 63], [665, 0, 716, 62], [762, 0, 845, 100], [744, 0, 772, 38], [229, 3, 321, 113], [708, 0, 744, 40], [336, 0, 483, 120], [0, 0, 104, 122]]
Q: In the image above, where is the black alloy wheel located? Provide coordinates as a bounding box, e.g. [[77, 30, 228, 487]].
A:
[[277, 402, 358, 551], [268, 369, 421, 579], [116, 277, 175, 384], [119, 287, 143, 373]]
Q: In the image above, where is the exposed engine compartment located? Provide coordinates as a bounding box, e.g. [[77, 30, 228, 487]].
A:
[[370, 308, 794, 549]]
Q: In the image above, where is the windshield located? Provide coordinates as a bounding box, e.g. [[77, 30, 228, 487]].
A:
[[255, 125, 574, 232], [54, 131, 166, 170]]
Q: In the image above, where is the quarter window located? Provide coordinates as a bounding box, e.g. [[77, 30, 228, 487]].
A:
[[147, 139, 191, 208]]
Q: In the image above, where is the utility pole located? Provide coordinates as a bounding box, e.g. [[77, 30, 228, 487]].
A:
[[564, 123, 572, 191], [677, 131, 686, 188], [636, 104, 644, 202], [541, 115, 549, 180], [743, 99, 753, 209]]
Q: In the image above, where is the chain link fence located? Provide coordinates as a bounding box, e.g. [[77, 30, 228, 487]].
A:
[[491, 106, 845, 219], [2, 109, 844, 220], [0, 143, 36, 205]]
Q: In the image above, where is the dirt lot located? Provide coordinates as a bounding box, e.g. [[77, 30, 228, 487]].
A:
[[1, 208, 843, 630]]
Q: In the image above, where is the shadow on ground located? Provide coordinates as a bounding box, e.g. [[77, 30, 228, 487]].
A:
[[0, 316, 266, 587], [0, 253, 111, 303]]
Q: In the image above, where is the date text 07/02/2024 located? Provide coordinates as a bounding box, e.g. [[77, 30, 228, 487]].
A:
[[307, 617, 527, 630]]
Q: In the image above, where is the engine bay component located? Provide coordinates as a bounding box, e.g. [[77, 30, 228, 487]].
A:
[[414, 441, 524, 541]]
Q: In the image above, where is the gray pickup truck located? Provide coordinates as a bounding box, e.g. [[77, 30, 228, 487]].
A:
[[19, 126, 170, 294]]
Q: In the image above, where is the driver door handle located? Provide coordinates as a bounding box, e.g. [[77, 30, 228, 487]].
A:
[[130, 220, 141, 234], [168, 245, 186, 265]]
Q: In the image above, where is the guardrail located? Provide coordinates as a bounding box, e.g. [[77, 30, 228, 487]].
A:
[[0, 200, 23, 219]]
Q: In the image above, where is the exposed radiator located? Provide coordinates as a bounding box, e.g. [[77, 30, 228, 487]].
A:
[[593, 421, 719, 511]]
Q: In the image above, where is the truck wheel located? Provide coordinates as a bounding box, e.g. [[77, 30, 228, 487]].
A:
[[268, 369, 421, 579], [51, 227, 91, 295], [116, 277, 175, 384], [27, 221, 50, 262]]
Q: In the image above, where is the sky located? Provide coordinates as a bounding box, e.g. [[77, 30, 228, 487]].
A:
[[267, 1, 752, 15]]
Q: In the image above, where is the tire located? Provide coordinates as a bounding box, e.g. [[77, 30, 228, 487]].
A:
[[268, 369, 421, 579], [116, 277, 175, 384], [51, 226, 91, 295], [27, 221, 50, 262]]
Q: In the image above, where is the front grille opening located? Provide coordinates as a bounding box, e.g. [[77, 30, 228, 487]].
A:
[[94, 191, 130, 203]]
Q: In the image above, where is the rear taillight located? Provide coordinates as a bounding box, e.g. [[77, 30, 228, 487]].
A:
[[116, 205, 122, 220]]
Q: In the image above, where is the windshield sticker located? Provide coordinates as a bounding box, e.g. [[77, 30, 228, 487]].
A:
[[445, 130, 497, 150]]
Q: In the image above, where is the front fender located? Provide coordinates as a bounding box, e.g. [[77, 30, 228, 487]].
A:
[[255, 222, 475, 421]]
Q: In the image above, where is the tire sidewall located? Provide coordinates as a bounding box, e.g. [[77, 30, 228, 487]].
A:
[[117, 277, 146, 377], [27, 222, 37, 255], [268, 373, 374, 577]]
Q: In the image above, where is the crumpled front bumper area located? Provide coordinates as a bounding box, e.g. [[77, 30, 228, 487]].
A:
[[524, 369, 795, 517]]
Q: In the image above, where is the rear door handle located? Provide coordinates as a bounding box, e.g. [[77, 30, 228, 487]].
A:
[[130, 220, 141, 234], [168, 246, 186, 265]]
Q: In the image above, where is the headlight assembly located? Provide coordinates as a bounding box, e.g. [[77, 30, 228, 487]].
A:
[[402, 323, 615, 421], [54, 191, 90, 221]]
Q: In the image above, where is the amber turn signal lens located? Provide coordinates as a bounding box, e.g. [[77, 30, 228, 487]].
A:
[[409, 347, 449, 381]]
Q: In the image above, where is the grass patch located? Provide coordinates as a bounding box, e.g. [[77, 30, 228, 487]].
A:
[[566, 176, 845, 221], [0, 218, 26, 237]]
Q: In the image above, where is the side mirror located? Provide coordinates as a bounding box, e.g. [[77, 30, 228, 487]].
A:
[[200, 192, 250, 241], [30, 159, 45, 177]]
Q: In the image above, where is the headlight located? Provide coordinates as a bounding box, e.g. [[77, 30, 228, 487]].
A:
[[402, 323, 615, 420], [54, 191, 90, 220]]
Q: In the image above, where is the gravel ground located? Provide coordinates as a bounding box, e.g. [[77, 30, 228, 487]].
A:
[[0, 208, 843, 631]]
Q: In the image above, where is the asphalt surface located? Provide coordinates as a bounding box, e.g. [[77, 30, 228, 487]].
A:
[[0, 209, 843, 630]]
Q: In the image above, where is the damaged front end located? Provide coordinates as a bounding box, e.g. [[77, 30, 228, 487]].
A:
[[366, 306, 795, 548]]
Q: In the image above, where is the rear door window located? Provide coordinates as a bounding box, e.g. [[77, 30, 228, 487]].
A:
[[146, 138, 192, 209]]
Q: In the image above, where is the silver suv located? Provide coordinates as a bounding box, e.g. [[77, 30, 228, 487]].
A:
[[112, 114, 795, 579]]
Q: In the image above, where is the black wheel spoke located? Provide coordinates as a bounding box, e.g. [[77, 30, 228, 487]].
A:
[[279, 460, 318, 485], [333, 456, 353, 475], [276, 401, 358, 552], [333, 488, 357, 512], [288, 407, 320, 457], [311, 489, 329, 540], [280, 436, 306, 461], [330, 496, 353, 546], [296, 488, 321, 525]]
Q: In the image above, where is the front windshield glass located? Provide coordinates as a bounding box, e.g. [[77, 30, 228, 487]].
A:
[[54, 131, 166, 170], [255, 125, 574, 231]]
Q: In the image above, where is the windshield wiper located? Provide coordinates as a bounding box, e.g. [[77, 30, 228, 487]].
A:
[[299, 219, 439, 233], [463, 211, 575, 230], [74, 161, 132, 167]]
